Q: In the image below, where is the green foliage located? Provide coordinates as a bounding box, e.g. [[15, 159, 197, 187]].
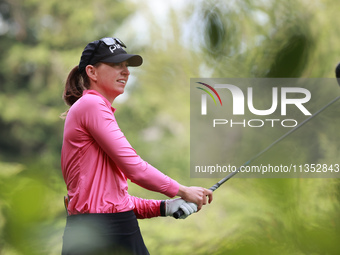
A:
[[0, 0, 340, 254]]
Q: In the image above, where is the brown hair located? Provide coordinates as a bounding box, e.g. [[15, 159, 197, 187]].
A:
[[63, 66, 91, 106]]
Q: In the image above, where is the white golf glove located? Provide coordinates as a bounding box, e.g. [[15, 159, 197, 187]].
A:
[[162, 198, 198, 219]]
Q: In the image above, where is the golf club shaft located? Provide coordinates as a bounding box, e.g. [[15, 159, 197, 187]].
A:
[[173, 95, 340, 219], [211, 94, 340, 189]]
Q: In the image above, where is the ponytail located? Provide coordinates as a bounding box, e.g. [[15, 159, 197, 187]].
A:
[[63, 66, 90, 106]]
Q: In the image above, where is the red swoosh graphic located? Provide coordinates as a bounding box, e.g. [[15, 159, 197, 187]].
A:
[[197, 82, 223, 106]]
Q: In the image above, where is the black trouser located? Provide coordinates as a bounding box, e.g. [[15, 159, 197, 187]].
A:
[[61, 211, 149, 255]]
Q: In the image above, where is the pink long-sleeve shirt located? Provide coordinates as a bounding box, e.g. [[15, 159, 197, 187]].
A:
[[61, 90, 179, 217]]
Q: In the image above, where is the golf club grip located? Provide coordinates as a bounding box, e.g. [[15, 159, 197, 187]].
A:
[[173, 186, 217, 219], [173, 209, 184, 219]]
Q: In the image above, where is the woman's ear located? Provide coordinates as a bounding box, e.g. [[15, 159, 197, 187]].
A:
[[85, 65, 97, 82]]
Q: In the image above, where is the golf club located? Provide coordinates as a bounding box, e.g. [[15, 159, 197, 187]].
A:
[[174, 64, 340, 219]]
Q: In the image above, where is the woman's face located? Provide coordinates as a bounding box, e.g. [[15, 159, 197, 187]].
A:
[[88, 61, 130, 102]]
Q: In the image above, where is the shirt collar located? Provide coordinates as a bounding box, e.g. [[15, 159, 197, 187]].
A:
[[83, 90, 116, 113]]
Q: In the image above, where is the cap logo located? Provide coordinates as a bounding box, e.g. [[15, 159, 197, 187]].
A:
[[109, 44, 123, 53]]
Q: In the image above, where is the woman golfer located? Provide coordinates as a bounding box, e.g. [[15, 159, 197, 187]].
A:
[[61, 37, 213, 255]]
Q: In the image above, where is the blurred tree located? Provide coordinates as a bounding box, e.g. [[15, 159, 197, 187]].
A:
[[0, 0, 134, 164], [121, 0, 340, 254], [172, 1, 340, 255]]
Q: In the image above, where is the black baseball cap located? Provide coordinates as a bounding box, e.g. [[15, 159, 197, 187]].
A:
[[78, 37, 143, 72]]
